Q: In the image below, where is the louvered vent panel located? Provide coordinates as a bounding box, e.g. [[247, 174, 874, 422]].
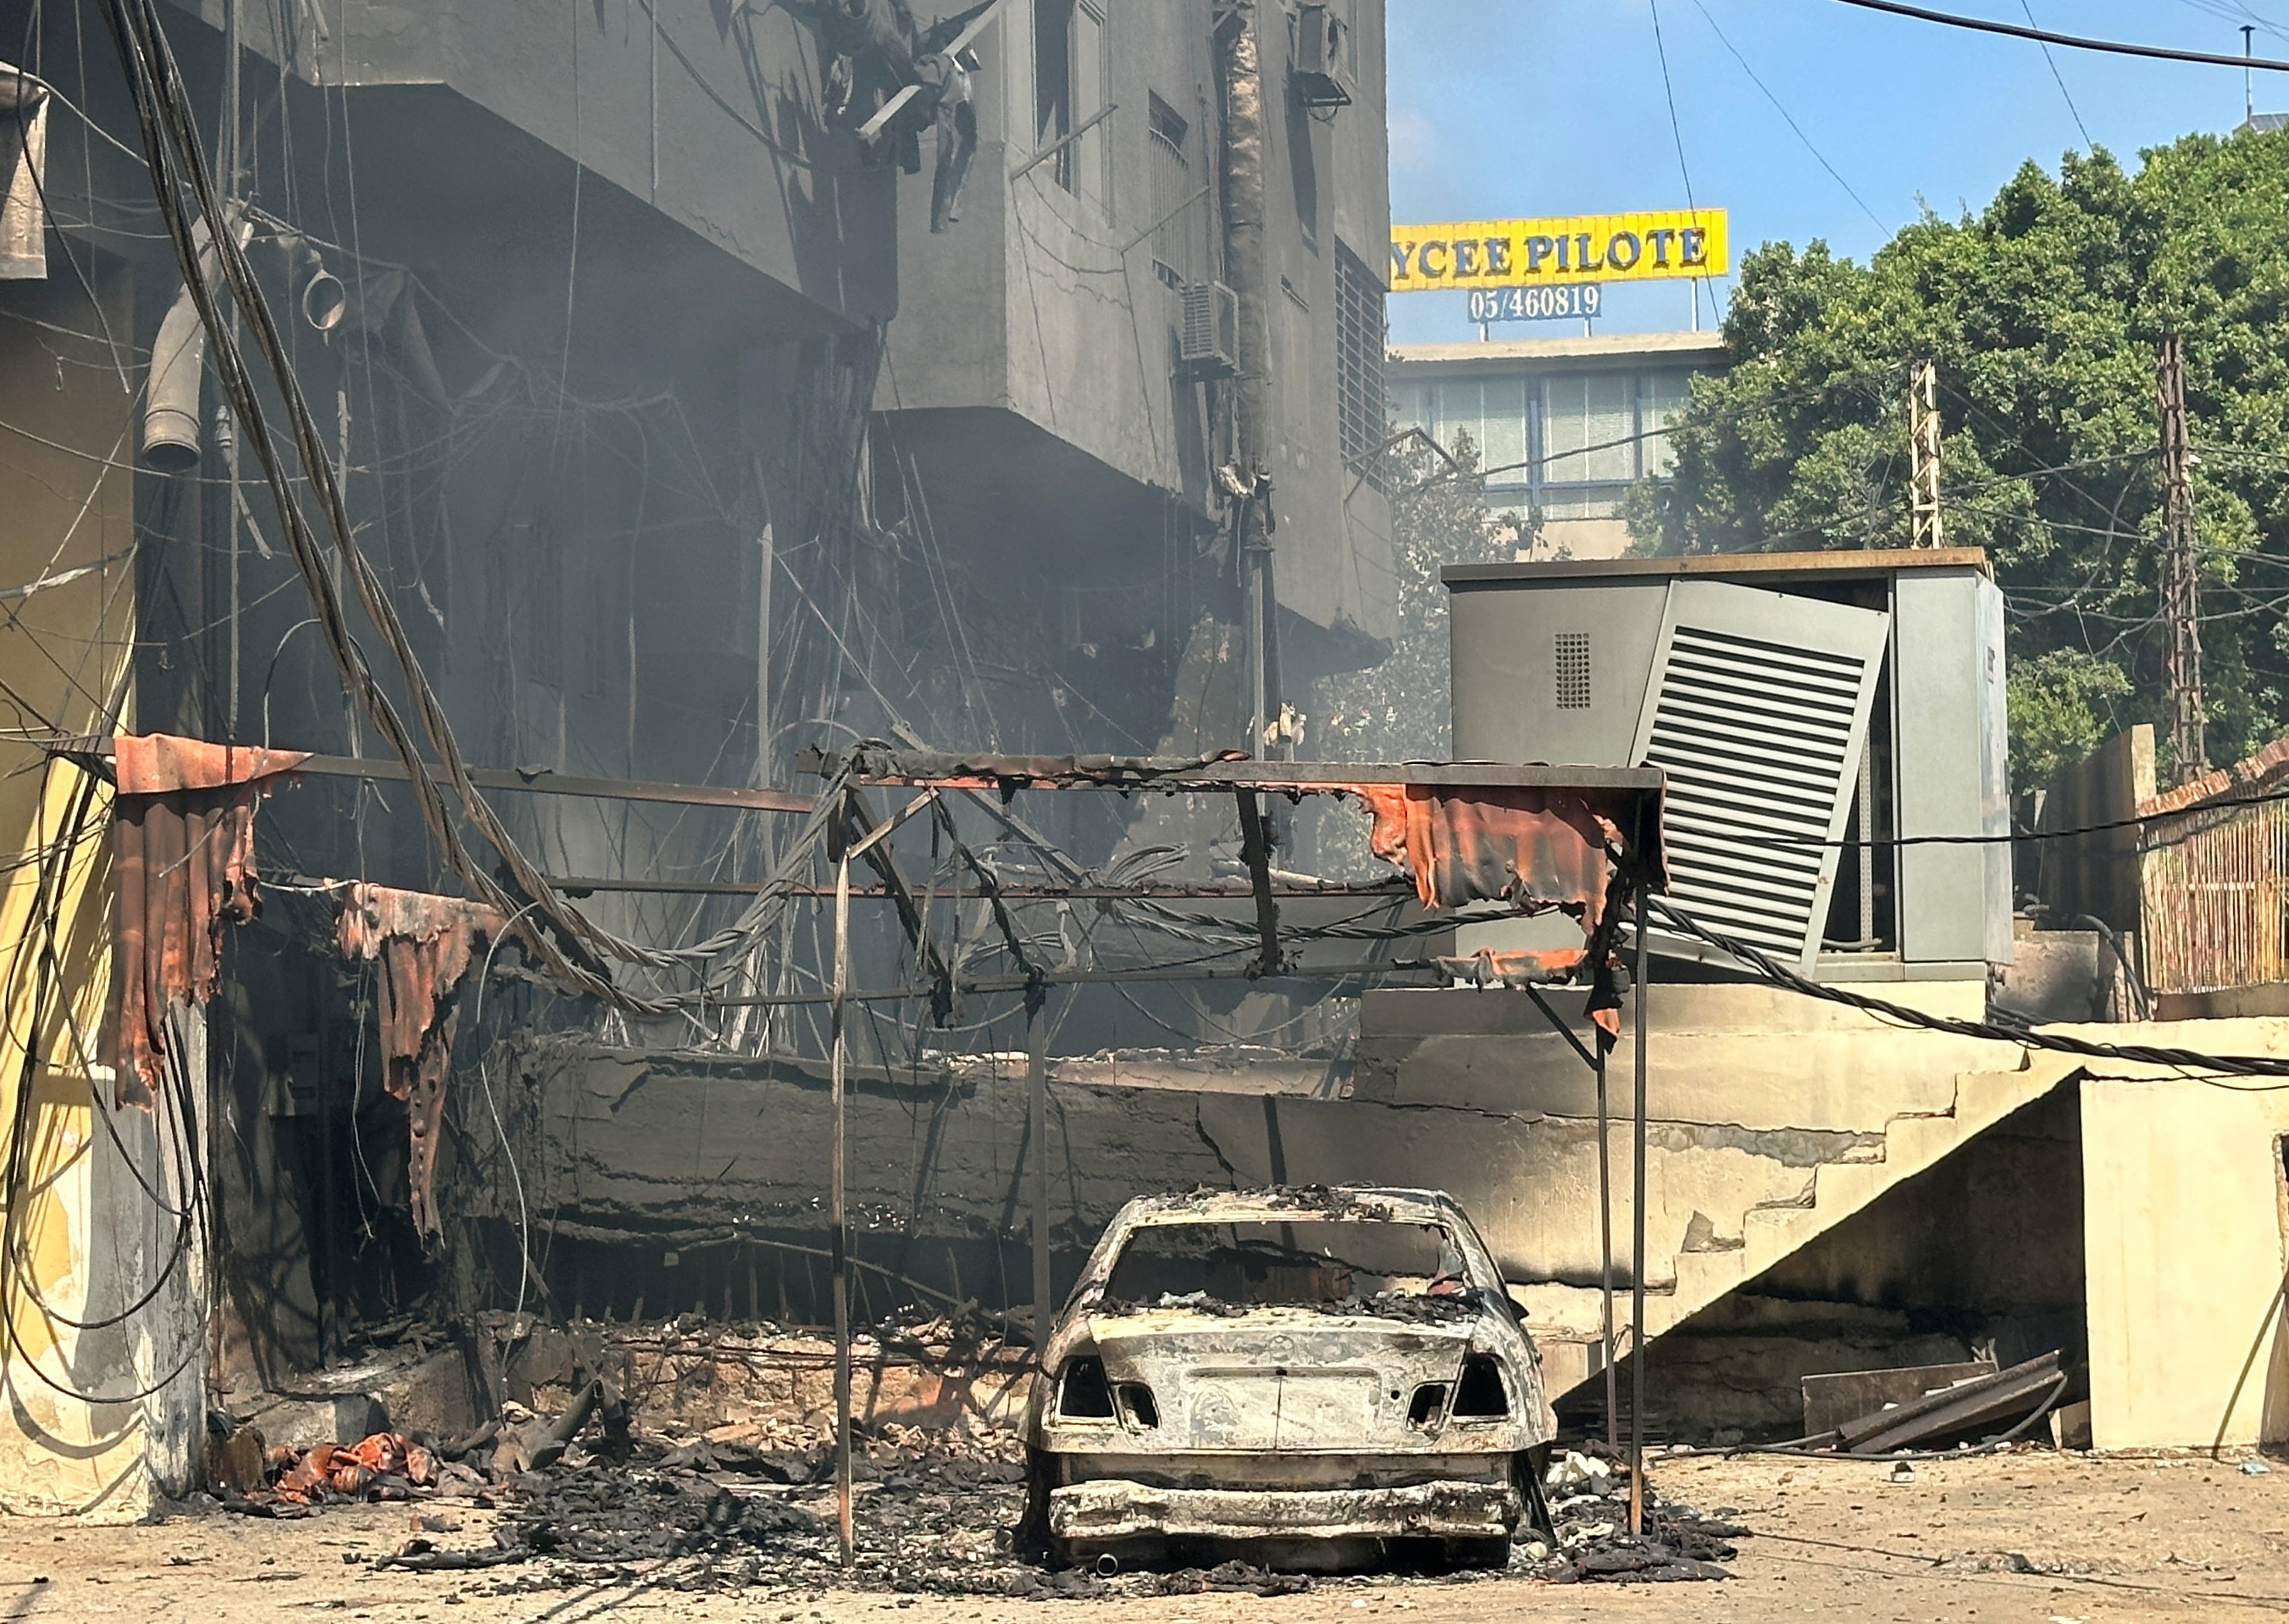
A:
[[1642, 624, 1871, 962]]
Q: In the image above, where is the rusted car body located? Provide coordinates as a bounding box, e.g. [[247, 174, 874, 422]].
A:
[[1020, 1186, 1556, 1569]]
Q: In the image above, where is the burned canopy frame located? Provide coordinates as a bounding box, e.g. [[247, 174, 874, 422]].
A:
[[803, 744, 1668, 1541]]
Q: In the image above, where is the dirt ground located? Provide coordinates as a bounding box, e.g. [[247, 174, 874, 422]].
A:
[[6, 1447, 2287, 1623]]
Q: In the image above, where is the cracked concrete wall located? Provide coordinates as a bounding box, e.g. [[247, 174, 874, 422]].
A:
[[480, 973, 2023, 1326], [484, 1036, 1835, 1299], [1342, 985, 2031, 1302], [1355, 985, 2017, 1132]]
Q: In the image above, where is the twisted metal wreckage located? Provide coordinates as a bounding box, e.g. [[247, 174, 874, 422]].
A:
[[45, 0, 1685, 1551], [64, 728, 1670, 1555]]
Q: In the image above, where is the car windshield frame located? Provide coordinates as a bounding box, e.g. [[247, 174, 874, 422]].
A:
[[1098, 1216, 1474, 1310]]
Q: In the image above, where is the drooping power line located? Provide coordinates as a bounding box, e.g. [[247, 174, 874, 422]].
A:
[[2020, 0, 2095, 147], [1826, 0, 2289, 72], [1688, 0, 1888, 232], [1647, 0, 1712, 327]]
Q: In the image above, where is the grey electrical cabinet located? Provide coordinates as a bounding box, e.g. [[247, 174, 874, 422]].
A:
[[1444, 549, 2010, 982]]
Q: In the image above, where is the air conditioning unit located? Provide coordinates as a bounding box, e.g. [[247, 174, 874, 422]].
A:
[[1292, 3, 1355, 109], [1179, 281, 1240, 379]]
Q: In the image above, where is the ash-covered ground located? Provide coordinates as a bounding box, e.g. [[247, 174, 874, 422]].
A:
[[28, 1447, 2272, 1623], [325, 1422, 1743, 1597]]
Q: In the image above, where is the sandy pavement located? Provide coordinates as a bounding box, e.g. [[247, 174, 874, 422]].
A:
[[3, 1448, 2285, 1624]]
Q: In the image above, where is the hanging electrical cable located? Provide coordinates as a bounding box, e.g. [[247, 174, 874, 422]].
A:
[[0, 756, 206, 1403], [94, 0, 871, 1015], [95, 0, 679, 1010], [1649, 893, 2289, 1082]]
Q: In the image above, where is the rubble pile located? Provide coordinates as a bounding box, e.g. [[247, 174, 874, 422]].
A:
[[437, 1420, 1325, 1598], [275, 1433, 439, 1504], [1521, 1449, 1750, 1584], [219, 1398, 1310, 1598], [213, 1381, 1750, 1593], [215, 1428, 479, 1515]]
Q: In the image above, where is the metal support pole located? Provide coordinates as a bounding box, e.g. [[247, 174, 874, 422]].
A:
[[1029, 981, 1051, 1357], [1909, 359, 1944, 549], [1245, 519, 1268, 755], [2157, 333, 2206, 784], [830, 846, 854, 1564], [1596, 1049, 1616, 1453], [222, 0, 242, 736], [1628, 884, 1650, 1536]]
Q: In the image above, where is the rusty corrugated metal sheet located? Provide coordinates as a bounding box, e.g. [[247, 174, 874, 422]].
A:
[[337, 884, 504, 1241], [1432, 946, 1588, 986], [1355, 783, 1624, 924], [103, 735, 307, 1107]]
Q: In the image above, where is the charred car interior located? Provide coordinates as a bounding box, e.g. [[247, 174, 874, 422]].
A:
[[1020, 1187, 1557, 1571]]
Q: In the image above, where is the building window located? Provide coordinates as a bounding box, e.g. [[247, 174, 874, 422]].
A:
[[1640, 369, 1694, 476], [1386, 359, 1711, 520], [1147, 95, 1199, 291], [1335, 241, 1387, 483], [1036, 0, 1109, 208], [1420, 376, 1524, 483], [1478, 377, 1527, 482], [1555, 632, 1591, 710], [1542, 373, 1635, 486]]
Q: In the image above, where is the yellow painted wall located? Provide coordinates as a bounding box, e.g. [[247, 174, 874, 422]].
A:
[[0, 256, 155, 1516], [2073, 1019, 2289, 1451]]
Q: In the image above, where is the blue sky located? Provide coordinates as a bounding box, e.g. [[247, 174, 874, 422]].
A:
[[1386, 0, 2287, 342]]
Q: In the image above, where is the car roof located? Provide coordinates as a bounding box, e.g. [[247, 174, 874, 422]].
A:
[[1114, 1186, 1464, 1229]]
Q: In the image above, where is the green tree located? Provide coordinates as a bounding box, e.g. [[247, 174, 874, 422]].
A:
[[1628, 133, 2289, 786], [2008, 647, 2133, 786]]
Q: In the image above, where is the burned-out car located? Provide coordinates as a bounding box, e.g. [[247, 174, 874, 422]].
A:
[[1019, 1186, 1556, 1570]]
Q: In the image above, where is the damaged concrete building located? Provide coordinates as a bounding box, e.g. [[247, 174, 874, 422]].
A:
[[5, 0, 2289, 1534], [0, 0, 1398, 1512]]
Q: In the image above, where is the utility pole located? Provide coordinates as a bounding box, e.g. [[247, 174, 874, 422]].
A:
[[220, 0, 244, 736], [1217, 2, 1275, 756], [1908, 360, 1943, 549], [2157, 333, 2207, 784], [2247, 26, 2258, 128]]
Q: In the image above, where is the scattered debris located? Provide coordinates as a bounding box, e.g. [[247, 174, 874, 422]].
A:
[[1791, 1351, 2070, 1457], [208, 1336, 1752, 1594], [204, 1417, 267, 1493], [1802, 1359, 1996, 1440], [1519, 1447, 1749, 1584], [270, 1432, 438, 1505]]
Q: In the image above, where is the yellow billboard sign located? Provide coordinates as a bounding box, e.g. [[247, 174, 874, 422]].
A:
[[1389, 209, 1729, 292]]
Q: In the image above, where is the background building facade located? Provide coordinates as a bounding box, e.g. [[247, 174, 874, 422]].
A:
[[1388, 329, 1725, 556]]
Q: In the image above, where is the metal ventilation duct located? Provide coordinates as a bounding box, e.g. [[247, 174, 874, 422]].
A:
[[1629, 580, 1890, 973]]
